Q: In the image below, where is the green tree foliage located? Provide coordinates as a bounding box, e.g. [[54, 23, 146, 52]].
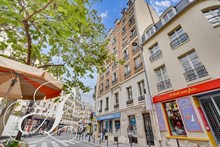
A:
[[0, 0, 111, 92]]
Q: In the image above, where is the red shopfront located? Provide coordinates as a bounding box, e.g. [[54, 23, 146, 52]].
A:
[[153, 78, 220, 147]]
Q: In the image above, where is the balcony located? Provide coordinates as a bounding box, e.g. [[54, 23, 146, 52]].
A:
[[122, 40, 128, 48], [184, 65, 208, 82], [156, 79, 172, 91], [106, 71, 110, 76], [134, 63, 143, 71], [170, 33, 189, 49], [105, 85, 109, 90], [126, 99, 134, 105], [114, 103, 119, 109], [112, 78, 118, 85], [105, 107, 109, 111], [138, 95, 145, 101], [99, 109, 102, 113], [124, 70, 131, 77], [149, 50, 162, 62]]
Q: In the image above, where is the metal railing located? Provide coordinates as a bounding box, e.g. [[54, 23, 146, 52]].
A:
[[123, 54, 129, 60], [184, 65, 208, 82], [156, 79, 172, 91], [134, 63, 143, 71], [122, 40, 128, 47], [112, 78, 118, 84], [124, 70, 131, 77], [170, 33, 189, 49], [138, 95, 145, 101], [126, 99, 134, 105], [149, 50, 162, 62], [114, 103, 119, 109]]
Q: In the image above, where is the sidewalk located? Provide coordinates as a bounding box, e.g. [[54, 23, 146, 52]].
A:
[[81, 137, 147, 147]]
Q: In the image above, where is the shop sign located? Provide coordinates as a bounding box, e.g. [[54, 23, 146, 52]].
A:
[[153, 78, 220, 103], [155, 103, 167, 131], [96, 112, 120, 121], [197, 107, 210, 131], [177, 97, 202, 132]]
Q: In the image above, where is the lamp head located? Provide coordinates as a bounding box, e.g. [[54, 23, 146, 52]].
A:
[[132, 42, 138, 47]]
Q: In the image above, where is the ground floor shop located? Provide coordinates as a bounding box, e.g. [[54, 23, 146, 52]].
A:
[[153, 78, 220, 147], [96, 105, 160, 146]]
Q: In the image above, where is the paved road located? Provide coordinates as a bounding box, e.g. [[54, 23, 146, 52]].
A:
[[24, 134, 95, 147]]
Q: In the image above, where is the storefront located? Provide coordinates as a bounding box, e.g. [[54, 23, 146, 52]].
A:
[[153, 78, 220, 147], [96, 112, 121, 140]]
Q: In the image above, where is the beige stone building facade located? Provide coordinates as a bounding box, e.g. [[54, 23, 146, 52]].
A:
[[141, 0, 220, 146], [95, 0, 161, 146]]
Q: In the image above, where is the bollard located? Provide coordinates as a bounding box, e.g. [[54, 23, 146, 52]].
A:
[[106, 135, 108, 146], [176, 139, 180, 147], [117, 136, 119, 147]]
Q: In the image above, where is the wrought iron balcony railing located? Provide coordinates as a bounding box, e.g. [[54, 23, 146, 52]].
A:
[[149, 50, 162, 62], [112, 78, 118, 85], [124, 70, 131, 77], [114, 103, 119, 109], [135, 63, 143, 71], [184, 65, 208, 82], [138, 95, 145, 101], [156, 79, 172, 91], [126, 99, 134, 105], [170, 33, 189, 49]]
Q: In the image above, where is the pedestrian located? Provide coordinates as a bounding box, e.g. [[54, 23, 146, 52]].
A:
[[127, 125, 133, 144], [101, 128, 106, 141]]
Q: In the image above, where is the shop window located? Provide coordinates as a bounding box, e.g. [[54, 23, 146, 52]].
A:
[[128, 115, 137, 135], [164, 101, 187, 136], [115, 120, 120, 133]]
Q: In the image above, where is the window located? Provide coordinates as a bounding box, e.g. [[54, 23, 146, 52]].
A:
[[115, 93, 119, 104], [155, 66, 172, 91], [123, 49, 129, 59], [169, 27, 189, 48], [203, 8, 220, 26], [124, 64, 131, 77], [100, 83, 104, 93], [134, 56, 142, 70], [100, 100, 102, 111], [115, 120, 120, 133], [122, 27, 126, 35], [149, 44, 162, 62], [163, 9, 175, 24], [138, 80, 146, 96], [179, 51, 208, 82], [106, 79, 109, 89], [164, 101, 187, 136], [126, 86, 132, 100], [146, 26, 155, 39], [128, 115, 137, 135], [113, 47, 117, 55], [129, 18, 134, 26], [112, 37, 116, 45], [122, 37, 128, 47], [132, 41, 138, 53], [112, 72, 118, 84], [130, 28, 137, 39], [106, 97, 109, 110], [106, 66, 110, 76]]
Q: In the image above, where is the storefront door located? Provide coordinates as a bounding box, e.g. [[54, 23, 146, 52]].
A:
[[199, 94, 220, 144], [143, 113, 154, 145]]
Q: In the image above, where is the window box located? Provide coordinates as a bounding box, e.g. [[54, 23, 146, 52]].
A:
[[126, 99, 134, 105], [170, 33, 189, 49], [156, 79, 172, 91], [138, 95, 145, 101], [184, 65, 208, 82]]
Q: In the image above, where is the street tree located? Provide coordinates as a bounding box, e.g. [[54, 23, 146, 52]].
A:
[[0, 0, 111, 138]]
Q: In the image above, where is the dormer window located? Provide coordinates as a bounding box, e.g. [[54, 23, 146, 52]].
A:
[[127, 0, 134, 7], [203, 8, 220, 27], [145, 26, 156, 39], [161, 7, 177, 24]]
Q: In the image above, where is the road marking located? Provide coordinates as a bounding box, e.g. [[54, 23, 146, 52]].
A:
[[51, 141, 60, 147], [41, 142, 47, 147], [64, 140, 75, 145], [58, 141, 69, 146], [29, 145, 37, 147], [73, 141, 80, 143]]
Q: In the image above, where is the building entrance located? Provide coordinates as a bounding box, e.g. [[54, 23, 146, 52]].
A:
[[143, 113, 154, 146]]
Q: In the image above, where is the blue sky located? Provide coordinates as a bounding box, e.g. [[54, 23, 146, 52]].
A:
[[81, 0, 181, 104]]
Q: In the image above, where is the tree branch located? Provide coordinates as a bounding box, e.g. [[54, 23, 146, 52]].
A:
[[24, 0, 53, 21], [37, 64, 65, 69]]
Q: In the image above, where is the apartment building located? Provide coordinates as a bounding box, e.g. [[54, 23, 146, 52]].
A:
[[141, 0, 220, 146], [95, 0, 161, 146]]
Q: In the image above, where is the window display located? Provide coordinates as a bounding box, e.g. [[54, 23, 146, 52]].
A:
[[164, 101, 186, 136]]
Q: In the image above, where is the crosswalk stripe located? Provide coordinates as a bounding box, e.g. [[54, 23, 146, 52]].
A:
[[41, 142, 47, 147], [51, 141, 60, 147], [58, 141, 69, 146], [73, 141, 80, 143], [64, 140, 75, 145], [29, 145, 37, 147]]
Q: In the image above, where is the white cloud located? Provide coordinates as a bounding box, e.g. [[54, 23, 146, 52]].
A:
[[100, 10, 108, 20], [154, 0, 172, 7]]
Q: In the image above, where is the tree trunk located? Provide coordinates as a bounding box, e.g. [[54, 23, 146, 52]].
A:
[[0, 99, 17, 138]]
